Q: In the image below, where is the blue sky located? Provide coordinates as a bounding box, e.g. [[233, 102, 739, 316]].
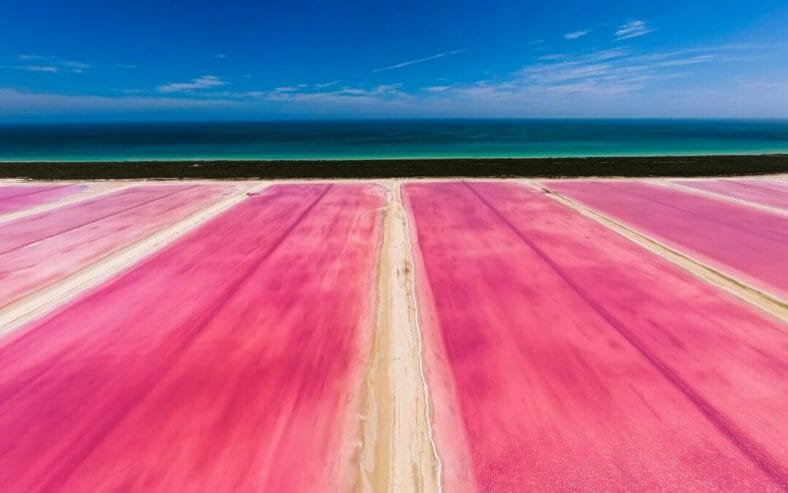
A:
[[1, 0, 787, 121]]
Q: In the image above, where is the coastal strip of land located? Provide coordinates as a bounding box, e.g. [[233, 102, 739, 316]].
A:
[[1, 154, 787, 180]]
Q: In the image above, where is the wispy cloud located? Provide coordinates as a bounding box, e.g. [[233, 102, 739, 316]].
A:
[[118, 45, 734, 113], [1, 42, 780, 120], [197, 90, 266, 99], [273, 84, 309, 93], [0, 88, 243, 118], [537, 48, 627, 64], [114, 63, 138, 69], [615, 20, 655, 40], [2, 41, 784, 120], [565, 30, 591, 40], [61, 61, 91, 70], [17, 54, 53, 61], [214, 53, 228, 59], [513, 46, 717, 92], [188, 81, 407, 104], [157, 75, 227, 93], [10, 55, 90, 73], [0, 64, 59, 73], [409, 43, 738, 113], [264, 83, 406, 104], [423, 85, 451, 93], [372, 49, 464, 73], [60, 60, 91, 74], [26, 65, 59, 73], [314, 80, 341, 89]]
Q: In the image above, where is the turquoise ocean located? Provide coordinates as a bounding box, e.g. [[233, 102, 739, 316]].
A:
[[0, 119, 787, 161]]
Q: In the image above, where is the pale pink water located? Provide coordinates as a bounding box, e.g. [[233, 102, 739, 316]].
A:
[[0, 184, 232, 307], [673, 179, 788, 210], [0, 185, 85, 214], [546, 180, 788, 299]]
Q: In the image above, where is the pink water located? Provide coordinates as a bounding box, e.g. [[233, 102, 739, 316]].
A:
[[0, 185, 85, 214], [673, 179, 788, 210], [0, 183, 384, 492], [0, 184, 232, 307], [546, 180, 788, 299], [404, 181, 788, 491]]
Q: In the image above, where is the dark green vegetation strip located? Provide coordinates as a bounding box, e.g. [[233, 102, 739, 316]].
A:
[[1, 155, 787, 180]]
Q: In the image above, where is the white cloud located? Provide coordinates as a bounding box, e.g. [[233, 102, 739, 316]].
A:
[[565, 30, 591, 40], [368, 84, 402, 94], [0, 65, 59, 73], [273, 84, 310, 92], [61, 61, 91, 70], [60, 61, 91, 73], [315, 80, 341, 89], [372, 49, 464, 73], [114, 64, 138, 69], [264, 83, 406, 104], [539, 48, 626, 64], [157, 75, 227, 93], [10, 55, 91, 73], [198, 90, 266, 99], [23, 65, 59, 73], [653, 55, 717, 67], [513, 46, 718, 91], [408, 43, 739, 114], [17, 54, 53, 61], [0, 88, 243, 117], [615, 20, 655, 40], [1, 43, 781, 120]]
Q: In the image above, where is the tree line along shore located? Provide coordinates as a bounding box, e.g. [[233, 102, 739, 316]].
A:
[[0, 154, 786, 180]]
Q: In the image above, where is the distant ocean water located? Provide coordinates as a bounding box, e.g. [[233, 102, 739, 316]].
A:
[[0, 120, 787, 162]]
